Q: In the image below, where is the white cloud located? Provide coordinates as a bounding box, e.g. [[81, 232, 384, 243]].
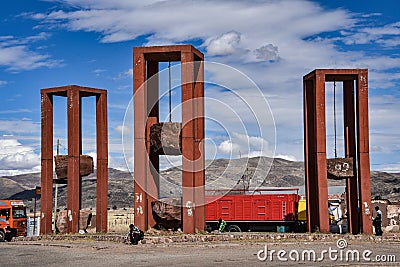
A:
[[0, 109, 31, 115], [375, 163, 400, 173], [0, 139, 40, 176], [254, 44, 280, 61], [218, 132, 273, 158], [0, 80, 7, 86], [276, 154, 297, 162], [0, 33, 62, 71], [376, 37, 400, 47], [92, 68, 106, 76], [218, 140, 241, 155], [0, 120, 40, 133], [114, 125, 130, 134], [205, 31, 243, 56], [113, 68, 132, 81], [340, 21, 400, 47]]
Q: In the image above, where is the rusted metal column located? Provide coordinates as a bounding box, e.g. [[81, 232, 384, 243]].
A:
[[303, 77, 311, 231], [96, 92, 108, 233], [146, 61, 159, 229], [356, 70, 373, 234], [67, 88, 81, 233], [343, 80, 359, 234], [79, 97, 83, 210], [314, 71, 329, 233], [133, 48, 148, 231], [303, 70, 332, 233], [193, 57, 205, 232], [181, 50, 196, 233], [40, 92, 53, 234], [304, 77, 319, 232]]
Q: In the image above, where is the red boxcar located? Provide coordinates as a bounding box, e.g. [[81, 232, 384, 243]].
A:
[[205, 188, 299, 232]]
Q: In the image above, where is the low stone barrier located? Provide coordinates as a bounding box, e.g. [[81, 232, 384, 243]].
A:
[[13, 232, 400, 244]]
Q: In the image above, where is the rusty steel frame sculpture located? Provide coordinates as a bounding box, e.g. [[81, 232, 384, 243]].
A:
[[303, 69, 372, 234], [41, 85, 108, 234], [133, 45, 205, 233]]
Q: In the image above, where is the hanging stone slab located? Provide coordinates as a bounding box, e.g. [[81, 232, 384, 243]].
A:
[[150, 122, 182, 155], [54, 155, 94, 179], [327, 157, 353, 179], [151, 197, 182, 230]]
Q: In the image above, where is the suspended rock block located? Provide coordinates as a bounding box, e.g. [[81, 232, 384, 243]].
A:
[[327, 157, 354, 179], [151, 197, 182, 230], [54, 155, 94, 179], [150, 122, 182, 155]]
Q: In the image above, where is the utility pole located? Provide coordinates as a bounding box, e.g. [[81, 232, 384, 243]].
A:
[[53, 139, 60, 234]]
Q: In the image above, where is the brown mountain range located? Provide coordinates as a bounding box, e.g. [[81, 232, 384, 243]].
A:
[[1, 157, 399, 211]]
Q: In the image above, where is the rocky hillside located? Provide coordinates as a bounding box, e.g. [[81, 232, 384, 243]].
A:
[[1, 157, 399, 211]]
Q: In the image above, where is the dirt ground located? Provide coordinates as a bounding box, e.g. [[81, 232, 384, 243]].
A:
[[1, 237, 400, 267]]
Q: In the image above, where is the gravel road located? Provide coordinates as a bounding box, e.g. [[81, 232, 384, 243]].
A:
[[1, 239, 399, 266]]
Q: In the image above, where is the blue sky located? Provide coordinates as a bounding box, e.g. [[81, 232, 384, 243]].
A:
[[0, 0, 399, 176]]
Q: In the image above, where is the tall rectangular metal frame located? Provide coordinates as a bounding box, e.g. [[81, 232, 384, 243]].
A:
[[133, 45, 205, 233], [303, 69, 372, 234], [40, 85, 108, 234]]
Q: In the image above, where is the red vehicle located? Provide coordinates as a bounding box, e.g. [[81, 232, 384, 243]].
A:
[[0, 200, 27, 241], [0, 216, 15, 242], [205, 188, 300, 232]]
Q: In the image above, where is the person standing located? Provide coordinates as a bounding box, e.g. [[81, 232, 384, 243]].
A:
[[373, 206, 383, 236], [218, 218, 227, 233]]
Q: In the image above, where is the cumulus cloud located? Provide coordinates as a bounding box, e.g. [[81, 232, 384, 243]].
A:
[[218, 132, 273, 158], [205, 31, 242, 56], [0, 139, 40, 176], [218, 139, 241, 154], [254, 44, 280, 61]]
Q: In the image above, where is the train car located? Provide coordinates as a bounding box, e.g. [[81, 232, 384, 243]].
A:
[[205, 188, 300, 232]]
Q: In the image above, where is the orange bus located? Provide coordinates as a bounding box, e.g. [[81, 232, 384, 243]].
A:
[[0, 200, 27, 240]]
